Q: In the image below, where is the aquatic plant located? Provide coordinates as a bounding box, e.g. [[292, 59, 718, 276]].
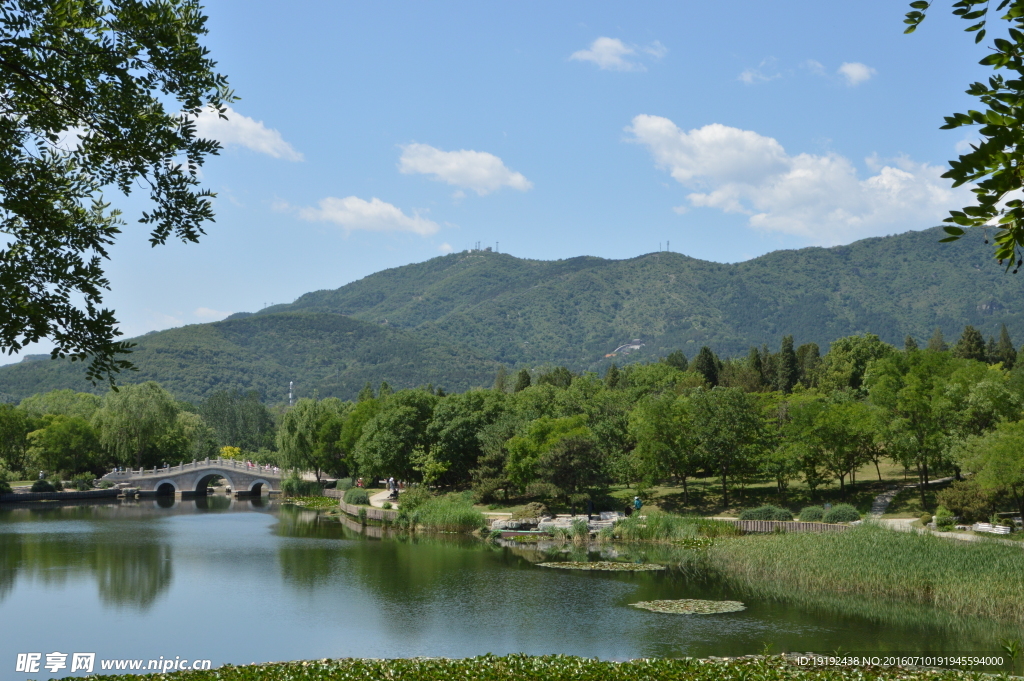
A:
[[536, 561, 666, 571], [398, 495, 484, 533], [74, 653, 991, 681], [631, 599, 746, 615], [285, 496, 338, 510], [613, 512, 740, 543], [706, 523, 1024, 624], [281, 476, 322, 497]]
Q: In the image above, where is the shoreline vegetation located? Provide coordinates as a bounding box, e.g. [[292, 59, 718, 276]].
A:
[[62, 654, 1017, 680]]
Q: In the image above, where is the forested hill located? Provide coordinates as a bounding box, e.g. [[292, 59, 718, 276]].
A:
[[2, 226, 1022, 403], [255, 225, 1024, 368]]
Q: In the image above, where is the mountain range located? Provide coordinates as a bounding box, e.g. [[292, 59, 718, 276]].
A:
[[1, 226, 1021, 404]]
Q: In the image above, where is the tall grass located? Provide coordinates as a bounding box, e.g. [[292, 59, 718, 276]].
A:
[[706, 522, 1024, 625], [613, 511, 742, 543], [407, 495, 484, 533], [281, 476, 322, 497]]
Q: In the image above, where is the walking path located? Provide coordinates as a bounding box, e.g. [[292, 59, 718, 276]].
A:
[[868, 477, 1022, 548], [369, 489, 397, 509]]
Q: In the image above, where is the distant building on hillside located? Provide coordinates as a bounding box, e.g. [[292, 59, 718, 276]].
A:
[[612, 339, 644, 354]]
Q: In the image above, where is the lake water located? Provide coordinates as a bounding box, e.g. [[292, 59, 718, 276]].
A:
[[1, 498, 1020, 677]]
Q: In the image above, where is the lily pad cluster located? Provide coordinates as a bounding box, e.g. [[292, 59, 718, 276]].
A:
[[631, 599, 746, 615], [536, 561, 666, 571]]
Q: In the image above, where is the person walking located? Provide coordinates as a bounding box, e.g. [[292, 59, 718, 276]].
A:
[[633, 496, 643, 513]]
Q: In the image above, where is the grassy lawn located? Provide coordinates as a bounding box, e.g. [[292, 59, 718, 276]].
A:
[[473, 461, 931, 518], [881, 480, 951, 518]]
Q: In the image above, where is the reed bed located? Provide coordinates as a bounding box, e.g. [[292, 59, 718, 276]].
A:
[[410, 496, 485, 533], [706, 522, 1024, 625], [613, 511, 742, 543]]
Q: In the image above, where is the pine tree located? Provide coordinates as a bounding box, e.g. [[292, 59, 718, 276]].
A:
[[796, 342, 820, 388], [604, 363, 620, 389], [378, 381, 393, 397], [927, 328, 948, 352], [513, 369, 531, 393], [951, 326, 987, 362], [693, 346, 719, 387], [493, 366, 509, 392], [987, 336, 999, 363], [759, 344, 778, 391], [663, 350, 688, 371], [777, 335, 799, 393], [997, 324, 1017, 370], [357, 383, 375, 402], [747, 347, 764, 386], [904, 335, 919, 352]]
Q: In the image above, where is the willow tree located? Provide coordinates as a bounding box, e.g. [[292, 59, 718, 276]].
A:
[[93, 382, 179, 468]]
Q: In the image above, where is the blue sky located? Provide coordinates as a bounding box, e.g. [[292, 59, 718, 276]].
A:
[[3, 1, 997, 363]]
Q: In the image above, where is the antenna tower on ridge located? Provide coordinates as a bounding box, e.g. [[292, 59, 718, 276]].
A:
[[288, 381, 293, 407]]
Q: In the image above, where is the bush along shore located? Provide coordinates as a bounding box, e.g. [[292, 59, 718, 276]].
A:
[[64, 653, 1013, 681]]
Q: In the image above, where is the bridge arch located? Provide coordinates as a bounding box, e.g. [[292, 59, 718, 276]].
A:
[[154, 479, 179, 496], [194, 470, 238, 495], [247, 478, 273, 495]]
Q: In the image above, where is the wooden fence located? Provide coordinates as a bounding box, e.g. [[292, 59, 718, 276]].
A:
[[323, 489, 398, 522], [719, 519, 852, 533]]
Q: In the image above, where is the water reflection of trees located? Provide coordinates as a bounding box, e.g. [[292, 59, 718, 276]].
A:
[[0, 510, 173, 610]]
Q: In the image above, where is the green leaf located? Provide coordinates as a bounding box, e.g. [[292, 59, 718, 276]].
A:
[[943, 226, 966, 235]]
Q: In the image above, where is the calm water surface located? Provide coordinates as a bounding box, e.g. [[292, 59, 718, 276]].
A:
[[0, 498, 1019, 677]]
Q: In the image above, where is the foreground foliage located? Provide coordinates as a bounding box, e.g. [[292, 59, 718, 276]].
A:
[[73, 654, 1001, 681]]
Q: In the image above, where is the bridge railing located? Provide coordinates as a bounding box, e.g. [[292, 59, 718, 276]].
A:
[[100, 458, 282, 480]]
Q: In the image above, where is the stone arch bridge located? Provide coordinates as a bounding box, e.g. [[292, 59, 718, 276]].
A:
[[99, 458, 282, 497]]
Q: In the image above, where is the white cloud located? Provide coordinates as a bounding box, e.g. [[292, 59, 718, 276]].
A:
[[801, 60, 826, 76], [570, 37, 665, 72], [626, 114, 969, 245], [194, 307, 230, 321], [837, 62, 876, 86], [299, 196, 439, 236], [399, 143, 532, 195], [739, 58, 781, 84], [194, 106, 303, 161], [439, 243, 454, 253]]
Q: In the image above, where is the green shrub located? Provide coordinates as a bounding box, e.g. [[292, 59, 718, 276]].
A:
[[337, 477, 354, 491], [822, 503, 860, 523], [71, 473, 94, 491], [344, 487, 370, 505], [31, 479, 55, 493], [397, 485, 432, 511], [920, 512, 933, 525], [935, 505, 956, 530], [739, 505, 793, 521], [510, 502, 550, 519], [98, 480, 114, 489], [799, 506, 824, 522], [382, 501, 392, 510], [358, 507, 367, 524], [282, 476, 322, 497]]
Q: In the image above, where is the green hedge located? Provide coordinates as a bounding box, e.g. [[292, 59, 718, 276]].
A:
[[798, 506, 824, 522], [74, 654, 987, 681], [739, 505, 793, 521], [822, 503, 860, 524]]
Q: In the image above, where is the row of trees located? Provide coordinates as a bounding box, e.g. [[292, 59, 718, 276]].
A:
[[0, 384, 277, 480], [2, 325, 1023, 517]]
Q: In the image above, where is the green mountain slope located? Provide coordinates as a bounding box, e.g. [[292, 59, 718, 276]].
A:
[[260, 227, 1024, 368], [0, 313, 501, 403], [2, 227, 1021, 403]]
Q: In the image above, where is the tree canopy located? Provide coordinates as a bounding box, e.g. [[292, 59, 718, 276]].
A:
[[0, 0, 231, 383]]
